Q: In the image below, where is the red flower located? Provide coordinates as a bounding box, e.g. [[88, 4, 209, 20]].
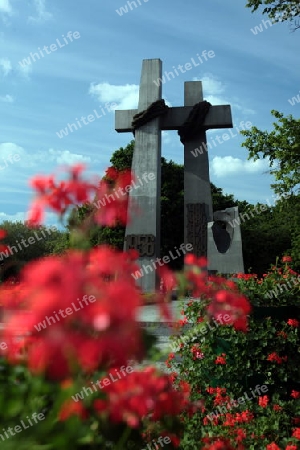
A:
[[273, 404, 282, 411], [291, 390, 300, 399], [258, 395, 269, 408], [267, 352, 285, 364], [0, 228, 8, 253], [93, 367, 192, 428], [285, 445, 297, 450], [0, 228, 6, 239], [28, 166, 97, 225], [94, 169, 134, 226], [235, 428, 247, 442], [215, 353, 226, 365], [1, 247, 143, 379], [207, 290, 251, 332], [184, 254, 207, 268], [287, 319, 299, 327], [59, 400, 88, 421], [282, 256, 292, 262], [292, 428, 300, 439], [266, 443, 280, 450], [191, 344, 204, 360], [105, 167, 119, 181], [203, 439, 235, 449]]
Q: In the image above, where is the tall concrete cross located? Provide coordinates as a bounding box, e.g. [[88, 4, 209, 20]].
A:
[[115, 59, 232, 292]]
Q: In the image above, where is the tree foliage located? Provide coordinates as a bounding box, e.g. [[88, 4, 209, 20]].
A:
[[236, 201, 294, 274], [246, 0, 300, 30], [241, 111, 300, 270], [0, 221, 68, 281], [241, 110, 300, 196]]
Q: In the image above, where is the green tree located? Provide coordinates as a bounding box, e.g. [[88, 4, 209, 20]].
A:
[[236, 201, 293, 275], [0, 221, 68, 281], [46, 228, 70, 255], [241, 111, 300, 270], [110, 140, 135, 171], [241, 110, 300, 196], [211, 184, 235, 211], [246, 0, 300, 30]]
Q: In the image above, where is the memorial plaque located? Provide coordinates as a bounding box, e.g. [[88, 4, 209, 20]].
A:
[[125, 234, 155, 257], [186, 203, 207, 257]]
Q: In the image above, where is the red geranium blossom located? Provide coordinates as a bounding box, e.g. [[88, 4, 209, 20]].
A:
[[28, 164, 96, 225], [266, 443, 280, 450], [191, 344, 204, 360], [0, 228, 8, 252], [267, 352, 286, 364], [287, 319, 299, 327], [207, 290, 251, 332], [93, 367, 192, 428], [291, 390, 300, 399], [1, 247, 143, 379], [59, 399, 88, 421], [203, 438, 235, 449], [282, 256, 292, 263], [94, 168, 134, 226], [258, 396, 269, 408], [215, 353, 226, 365], [292, 428, 300, 439]]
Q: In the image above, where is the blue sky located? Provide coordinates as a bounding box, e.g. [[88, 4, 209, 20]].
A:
[[0, 0, 299, 227]]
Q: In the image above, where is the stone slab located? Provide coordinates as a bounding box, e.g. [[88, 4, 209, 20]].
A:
[[115, 105, 232, 132]]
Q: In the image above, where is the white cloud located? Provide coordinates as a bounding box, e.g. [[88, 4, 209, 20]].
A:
[[17, 63, 33, 78], [0, 94, 13, 102], [0, 142, 24, 158], [48, 149, 91, 165], [89, 82, 173, 110], [89, 82, 139, 109], [28, 0, 52, 23], [0, 143, 91, 168], [0, 58, 12, 76], [211, 155, 269, 178], [0, 0, 12, 14], [194, 75, 225, 95], [162, 131, 171, 145]]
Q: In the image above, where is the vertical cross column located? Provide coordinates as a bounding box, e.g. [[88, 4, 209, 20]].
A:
[[184, 81, 213, 257], [124, 59, 162, 292]]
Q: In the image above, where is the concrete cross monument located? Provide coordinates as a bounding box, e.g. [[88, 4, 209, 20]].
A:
[[115, 59, 233, 292]]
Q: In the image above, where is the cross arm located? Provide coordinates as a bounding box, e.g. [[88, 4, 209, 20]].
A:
[[115, 105, 233, 133]]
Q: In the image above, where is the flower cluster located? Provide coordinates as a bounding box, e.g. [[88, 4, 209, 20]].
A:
[[191, 344, 204, 360], [1, 246, 143, 379], [92, 367, 192, 428], [27, 164, 133, 227], [267, 352, 287, 364], [184, 254, 251, 332], [235, 256, 300, 307], [0, 164, 263, 449]]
